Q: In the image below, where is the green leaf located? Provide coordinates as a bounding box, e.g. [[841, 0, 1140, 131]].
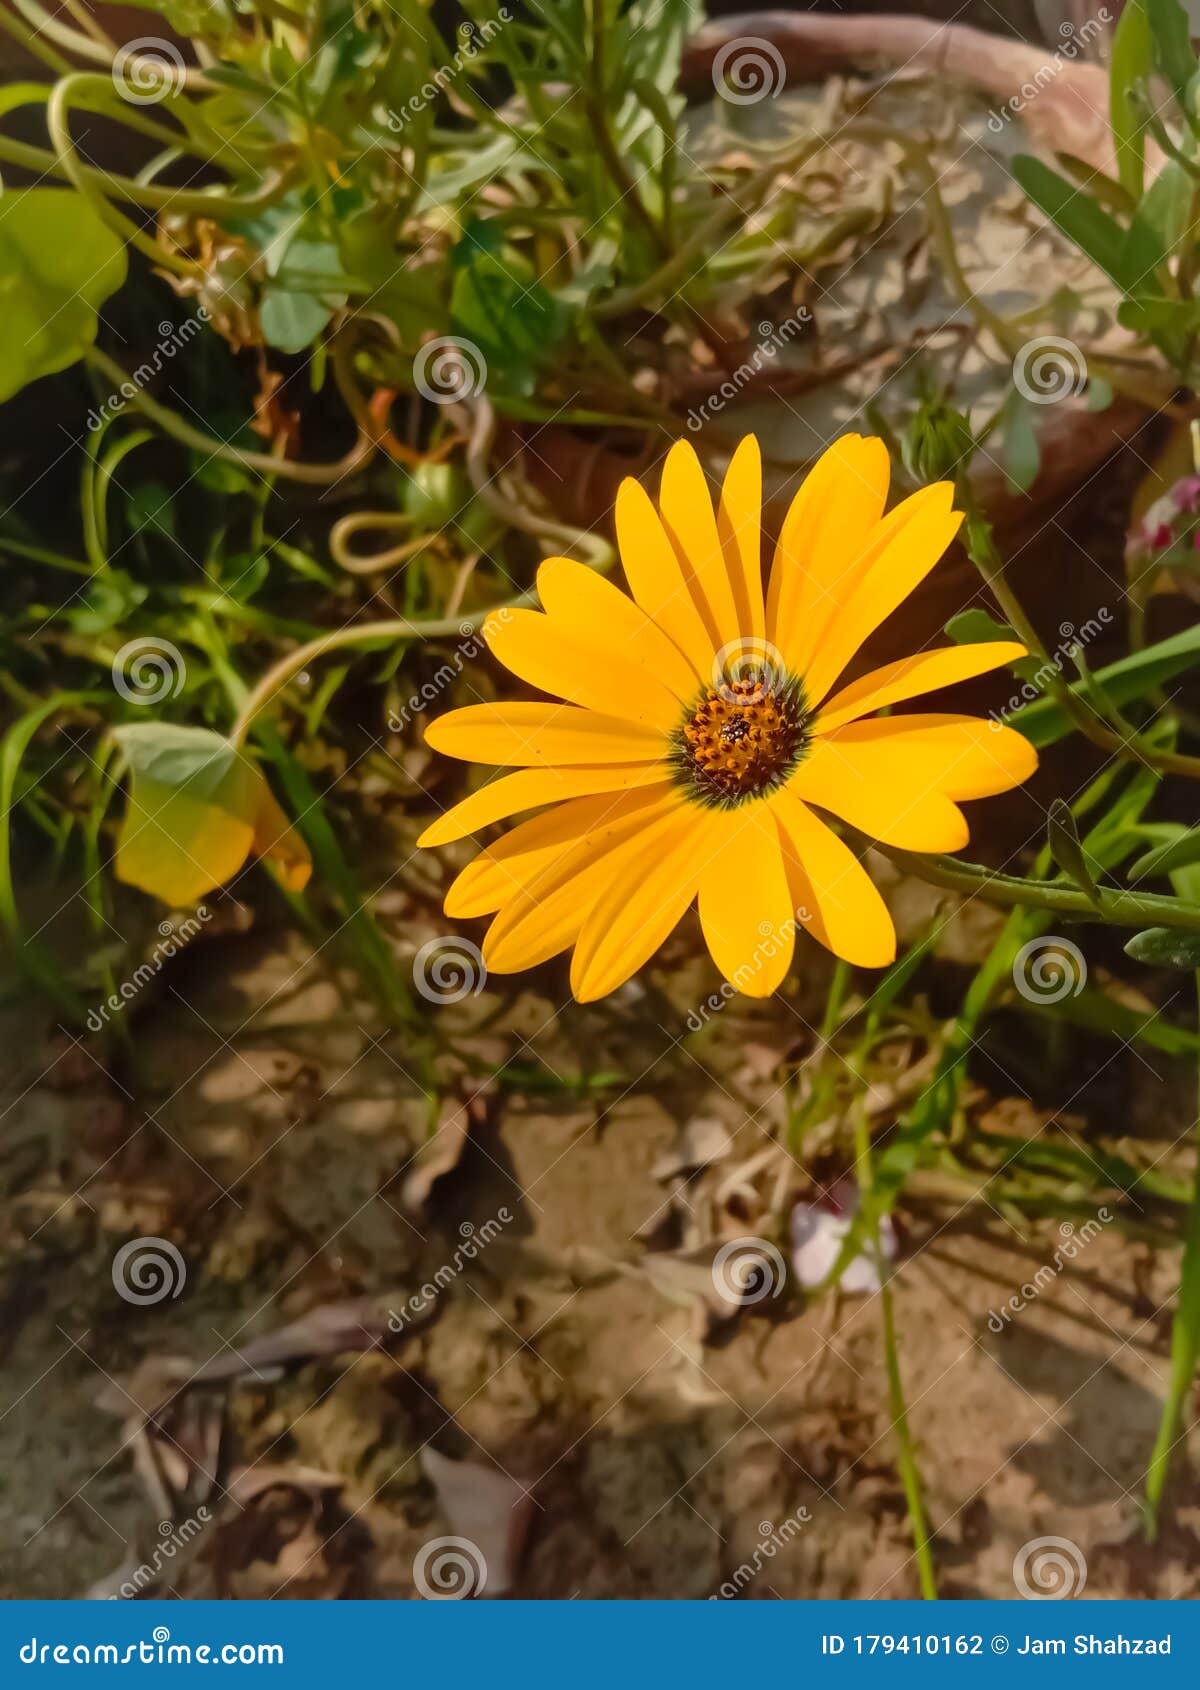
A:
[[191, 453, 256, 495], [944, 608, 1020, 645], [127, 481, 177, 543], [1118, 294, 1200, 339], [260, 287, 336, 354], [257, 229, 347, 353], [1124, 926, 1200, 968], [1006, 623, 1200, 746], [1130, 828, 1200, 881], [1033, 982, 1200, 1058], [1047, 798, 1102, 903], [66, 570, 147, 635], [1012, 156, 1142, 290], [0, 188, 126, 403], [449, 218, 571, 398], [1109, 0, 1154, 198], [218, 549, 270, 602], [118, 0, 230, 33], [1146, 0, 1197, 102], [997, 387, 1040, 493], [1123, 157, 1193, 277], [112, 723, 310, 905], [417, 133, 531, 216], [113, 721, 243, 797], [865, 919, 943, 1034]]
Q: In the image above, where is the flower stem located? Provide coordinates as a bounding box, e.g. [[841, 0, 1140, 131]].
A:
[[1143, 969, 1200, 1538], [229, 613, 501, 748], [878, 844, 1200, 933], [850, 1066, 938, 1598], [83, 348, 374, 487], [879, 1274, 938, 1598], [962, 501, 1200, 781]]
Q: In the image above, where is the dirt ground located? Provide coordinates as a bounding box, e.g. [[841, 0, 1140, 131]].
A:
[[4, 835, 1200, 1604]]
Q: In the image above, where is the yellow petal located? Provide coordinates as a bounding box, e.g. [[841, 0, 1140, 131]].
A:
[[615, 476, 717, 674], [717, 434, 766, 644], [425, 702, 666, 767], [483, 797, 682, 973], [536, 555, 701, 701], [252, 784, 312, 891], [801, 486, 963, 706], [570, 802, 715, 1001], [482, 861, 597, 971], [657, 439, 741, 651], [446, 786, 675, 918], [816, 642, 1027, 733], [484, 607, 681, 731], [790, 740, 970, 852], [772, 791, 896, 968], [766, 435, 890, 673], [821, 714, 1038, 800], [697, 805, 794, 996], [482, 790, 686, 971], [418, 763, 669, 848]]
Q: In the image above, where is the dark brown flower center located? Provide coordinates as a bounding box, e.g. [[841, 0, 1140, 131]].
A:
[[674, 669, 808, 805]]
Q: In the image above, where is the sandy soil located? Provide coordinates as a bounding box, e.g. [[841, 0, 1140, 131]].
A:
[[3, 858, 1199, 1603]]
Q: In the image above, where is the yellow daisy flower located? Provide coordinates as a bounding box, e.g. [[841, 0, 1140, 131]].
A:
[[418, 434, 1037, 1001]]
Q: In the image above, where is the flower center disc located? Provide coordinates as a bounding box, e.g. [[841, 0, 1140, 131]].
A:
[[676, 670, 808, 805]]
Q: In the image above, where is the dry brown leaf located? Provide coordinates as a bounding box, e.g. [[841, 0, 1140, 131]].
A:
[[652, 1116, 734, 1182], [420, 1447, 532, 1598], [401, 1082, 494, 1217]]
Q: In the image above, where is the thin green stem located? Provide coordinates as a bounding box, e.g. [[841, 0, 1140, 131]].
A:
[[0, 119, 295, 216], [879, 1274, 938, 1598], [0, 5, 72, 73], [851, 1063, 937, 1598], [229, 611, 516, 748], [1143, 970, 1200, 1537], [879, 844, 1200, 932], [83, 347, 374, 487], [962, 502, 1200, 781]]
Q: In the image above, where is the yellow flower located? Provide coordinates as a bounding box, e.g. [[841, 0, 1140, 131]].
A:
[[419, 435, 1036, 1001]]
